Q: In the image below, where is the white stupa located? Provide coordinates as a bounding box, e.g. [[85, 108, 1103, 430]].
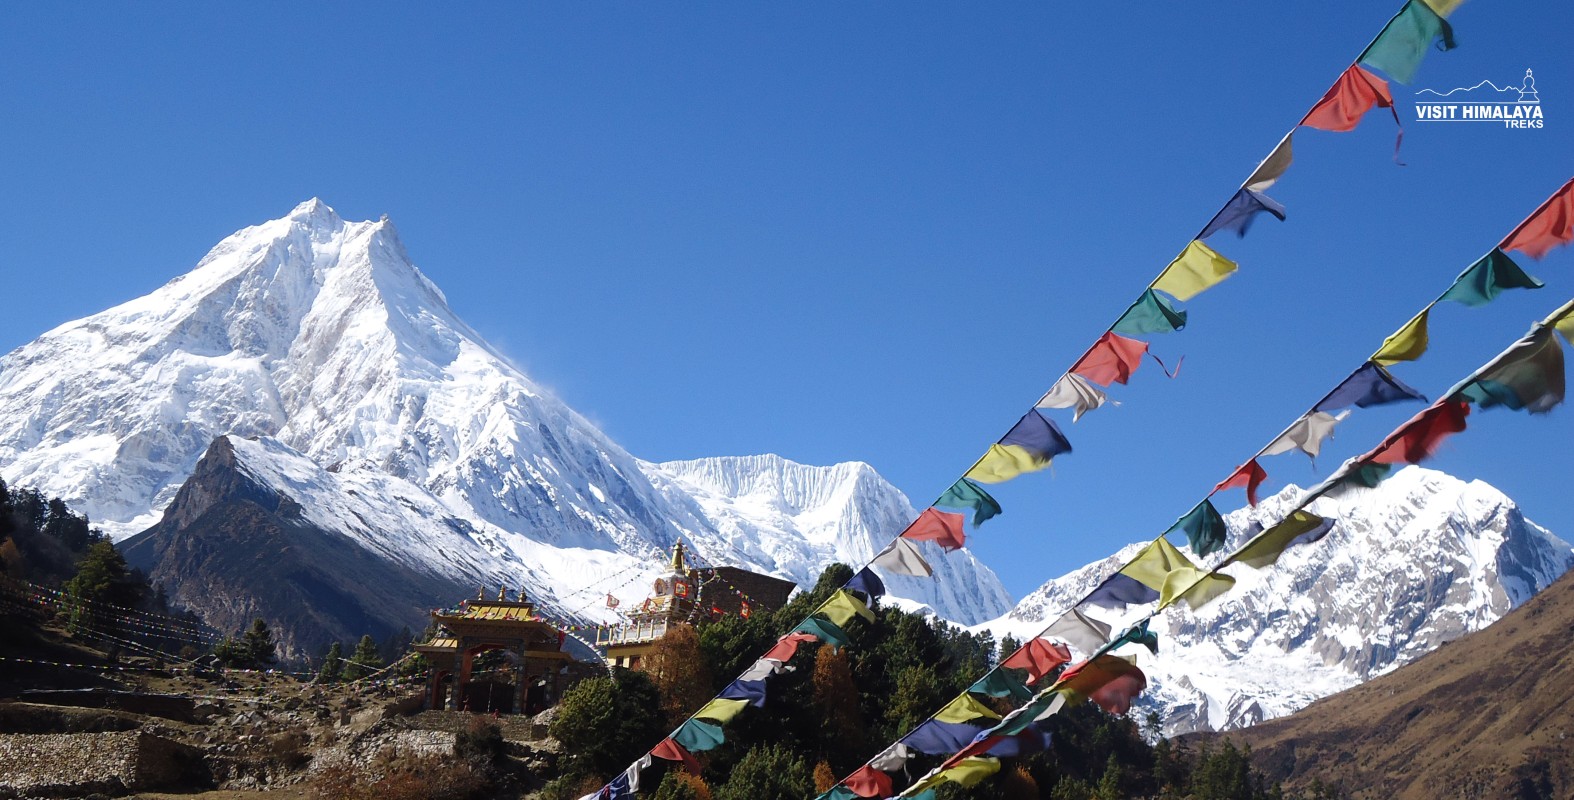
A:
[[1518, 69, 1539, 103]]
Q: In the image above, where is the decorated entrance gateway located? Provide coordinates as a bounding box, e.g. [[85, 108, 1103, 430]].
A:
[[415, 588, 573, 713]]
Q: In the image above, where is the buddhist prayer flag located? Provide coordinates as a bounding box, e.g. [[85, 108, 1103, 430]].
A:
[[1214, 458, 1268, 506], [1302, 65, 1396, 132], [1110, 620, 1159, 655], [1060, 655, 1148, 715], [971, 669, 1033, 701], [1441, 249, 1544, 307], [1167, 500, 1227, 558], [1226, 510, 1334, 569], [1374, 309, 1432, 366], [695, 698, 749, 724], [935, 693, 1002, 724], [872, 537, 933, 577], [847, 567, 886, 598], [935, 479, 1002, 527], [818, 590, 876, 628], [1264, 410, 1349, 461], [763, 632, 819, 662], [900, 508, 968, 551], [1036, 372, 1109, 422], [816, 788, 857, 800], [1556, 307, 1574, 344], [1457, 327, 1566, 413], [964, 410, 1071, 485], [739, 658, 787, 681], [1001, 638, 1073, 685], [868, 742, 913, 772], [904, 719, 990, 755], [673, 718, 726, 752], [1246, 133, 1294, 191], [1153, 240, 1238, 301], [935, 757, 1002, 789], [1337, 461, 1395, 492], [1316, 362, 1427, 411], [793, 617, 853, 650], [651, 738, 701, 774], [844, 766, 893, 799], [1501, 179, 1574, 259], [1084, 570, 1159, 610], [1044, 607, 1113, 656], [1360, 0, 1455, 84], [1419, 0, 1465, 17], [1113, 289, 1188, 335], [964, 725, 1053, 759], [719, 678, 769, 707], [964, 444, 1045, 485], [1370, 399, 1470, 464], [625, 755, 652, 793], [1071, 331, 1150, 386], [1199, 187, 1287, 240], [1087, 538, 1233, 611], [601, 773, 633, 800]]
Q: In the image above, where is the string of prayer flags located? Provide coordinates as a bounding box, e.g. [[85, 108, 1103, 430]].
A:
[[1245, 133, 1294, 191], [819, 590, 877, 628], [1440, 249, 1543, 307], [763, 632, 819, 662], [793, 617, 853, 650], [1036, 372, 1109, 422], [872, 537, 933, 577], [673, 718, 726, 752], [844, 766, 894, 799], [1263, 410, 1350, 461], [1113, 289, 1188, 335], [964, 410, 1072, 484], [1071, 331, 1150, 386], [1214, 458, 1268, 506], [1152, 240, 1239, 301], [934, 479, 1002, 527], [1000, 638, 1073, 686], [1043, 608, 1113, 657], [1373, 309, 1432, 366], [1456, 327, 1566, 413], [899, 508, 968, 551], [1500, 178, 1574, 260], [1167, 500, 1228, 558], [1302, 65, 1397, 132], [1059, 655, 1148, 715], [695, 698, 749, 725], [1360, 0, 1456, 84], [1199, 188, 1287, 240], [1315, 361, 1427, 411], [1225, 511, 1335, 569], [846, 567, 886, 598], [1370, 399, 1471, 464]]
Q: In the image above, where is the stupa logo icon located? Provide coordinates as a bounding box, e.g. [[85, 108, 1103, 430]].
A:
[[1414, 69, 1544, 129]]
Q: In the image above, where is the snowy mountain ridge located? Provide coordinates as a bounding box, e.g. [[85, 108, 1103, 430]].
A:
[[0, 200, 1010, 625], [976, 466, 1573, 736]]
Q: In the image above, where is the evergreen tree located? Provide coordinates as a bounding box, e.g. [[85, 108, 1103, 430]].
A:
[[212, 635, 247, 668], [344, 634, 382, 680], [63, 539, 143, 631], [551, 669, 666, 780], [653, 769, 713, 800], [0, 478, 13, 570], [317, 641, 344, 683], [715, 743, 811, 800], [242, 618, 277, 667]]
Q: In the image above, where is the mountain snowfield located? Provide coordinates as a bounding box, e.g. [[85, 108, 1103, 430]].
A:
[[0, 200, 1010, 625], [976, 466, 1574, 736]]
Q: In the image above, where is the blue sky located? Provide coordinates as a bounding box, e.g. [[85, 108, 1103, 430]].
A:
[[1, 1, 1569, 600]]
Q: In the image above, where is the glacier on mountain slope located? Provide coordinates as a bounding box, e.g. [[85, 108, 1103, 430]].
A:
[[0, 200, 1010, 625], [975, 466, 1573, 736]]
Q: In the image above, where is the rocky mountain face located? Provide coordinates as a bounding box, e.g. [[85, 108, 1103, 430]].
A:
[[0, 200, 1011, 649], [979, 466, 1573, 737]]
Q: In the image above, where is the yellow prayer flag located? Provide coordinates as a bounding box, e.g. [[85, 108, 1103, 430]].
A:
[[938, 757, 1002, 789], [964, 443, 1050, 484], [1419, 0, 1465, 17], [1152, 241, 1238, 302], [1159, 567, 1236, 611], [934, 692, 1002, 724], [1226, 511, 1330, 569], [1373, 309, 1431, 366], [1554, 307, 1574, 344], [818, 589, 875, 628], [1121, 538, 1196, 592], [694, 697, 750, 724]]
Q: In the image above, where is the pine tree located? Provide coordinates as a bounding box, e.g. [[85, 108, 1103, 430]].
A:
[[344, 634, 382, 680], [241, 619, 277, 667], [715, 743, 811, 800], [212, 636, 246, 668], [550, 670, 666, 779], [317, 641, 344, 683]]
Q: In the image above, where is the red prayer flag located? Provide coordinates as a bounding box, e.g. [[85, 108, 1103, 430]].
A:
[[1302, 65, 1395, 131], [1001, 638, 1073, 686], [763, 632, 819, 662], [1501, 178, 1574, 260], [900, 508, 967, 551], [1214, 459, 1269, 506], [1060, 655, 1148, 715], [845, 765, 895, 798], [740, 601, 752, 619], [1071, 332, 1149, 387], [651, 738, 702, 774], [1369, 399, 1470, 465]]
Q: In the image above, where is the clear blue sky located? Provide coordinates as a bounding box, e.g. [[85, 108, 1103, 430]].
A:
[[1, 2, 1569, 599]]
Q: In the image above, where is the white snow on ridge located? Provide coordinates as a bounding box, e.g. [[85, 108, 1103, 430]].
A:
[[0, 200, 1012, 626]]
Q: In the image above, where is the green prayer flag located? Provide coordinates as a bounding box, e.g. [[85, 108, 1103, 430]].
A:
[[816, 788, 857, 800], [1440, 249, 1543, 307], [1359, 0, 1455, 84], [793, 616, 852, 650], [1110, 620, 1159, 655], [673, 718, 725, 752], [1113, 289, 1188, 335], [971, 669, 1034, 701], [935, 479, 1002, 527], [1167, 501, 1227, 558], [1341, 461, 1395, 490]]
